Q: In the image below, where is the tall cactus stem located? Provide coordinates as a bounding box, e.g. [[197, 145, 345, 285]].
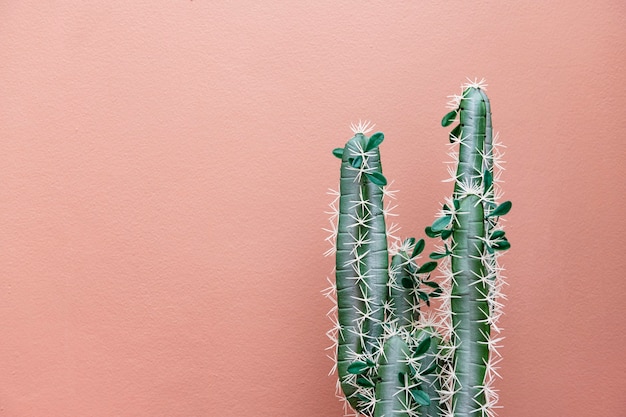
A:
[[335, 127, 389, 412], [438, 81, 511, 417], [450, 86, 490, 414]]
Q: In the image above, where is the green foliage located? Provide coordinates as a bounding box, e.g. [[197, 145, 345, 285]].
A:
[[441, 110, 458, 127], [488, 201, 512, 217], [347, 361, 370, 375]]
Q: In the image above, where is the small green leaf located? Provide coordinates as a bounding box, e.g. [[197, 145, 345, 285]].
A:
[[441, 110, 458, 127], [332, 148, 344, 158], [417, 291, 429, 302], [411, 389, 431, 406], [398, 372, 406, 384], [412, 239, 425, 257], [493, 240, 511, 251], [401, 277, 414, 289], [484, 169, 493, 192], [490, 230, 506, 239], [350, 156, 363, 168], [453, 199, 461, 210], [431, 215, 452, 232], [365, 358, 376, 367], [450, 124, 462, 142], [365, 132, 384, 151], [365, 172, 387, 186], [441, 229, 453, 240], [347, 361, 369, 375], [423, 281, 440, 289], [488, 201, 512, 217], [417, 261, 437, 274], [356, 376, 375, 388], [404, 237, 416, 247], [425, 227, 440, 238], [414, 336, 431, 356]]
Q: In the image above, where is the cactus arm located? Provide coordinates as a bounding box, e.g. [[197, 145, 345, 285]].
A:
[[411, 328, 442, 417], [374, 335, 411, 417], [448, 86, 491, 415], [388, 249, 416, 329], [335, 133, 368, 408], [335, 131, 389, 412]]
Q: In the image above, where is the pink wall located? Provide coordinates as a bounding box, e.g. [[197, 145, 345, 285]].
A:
[[1, 2, 625, 416]]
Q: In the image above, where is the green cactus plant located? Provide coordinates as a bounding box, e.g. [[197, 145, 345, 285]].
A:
[[325, 80, 511, 417]]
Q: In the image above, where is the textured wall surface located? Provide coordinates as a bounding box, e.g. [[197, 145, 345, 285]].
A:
[[1, 2, 625, 416]]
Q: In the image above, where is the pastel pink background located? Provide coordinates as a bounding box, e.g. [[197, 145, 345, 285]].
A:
[[1, 1, 625, 416]]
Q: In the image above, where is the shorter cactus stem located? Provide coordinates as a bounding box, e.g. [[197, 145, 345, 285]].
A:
[[389, 249, 417, 328], [412, 328, 442, 417], [374, 336, 411, 417]]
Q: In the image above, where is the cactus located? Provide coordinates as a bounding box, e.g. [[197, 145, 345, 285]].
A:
[[325, 80, 511, 417]]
